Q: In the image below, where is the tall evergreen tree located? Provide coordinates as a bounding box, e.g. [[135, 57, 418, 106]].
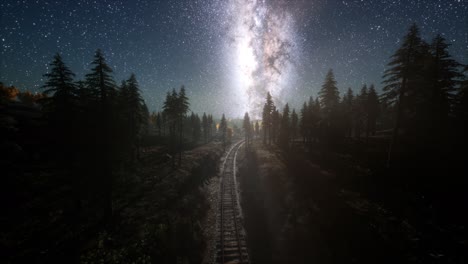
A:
[[356, 84, 368, 139], [456, 66, 468, 122], [262, 103, 270, 144], [42, 53, 77, 107], [279, 103, 290, 149], [41, 53, 80, 218], [309, 97, 322, 143], [163, 89, 178, 166], [271, 108, 280, 144], [176, 86, 190, 164], [291, 109, 298, 142], [41, 53, 78, 142], [299, 101, 308, 143], [342, 87, 354, 137], [428, 34, 464, 137], [208, 114, 215, 138], [83, 49, 118, 219], [156, 112, 162, 136], [139, 102, 149, 144], [382, 23, 428, 167], [120, 73, 144, 162], [85, 49, 116, 103], [162, 86, 190, 165], [190, 112, 201, 143], [202, 112, 209, 143], [220, 114, 227, 150], [319, 69, 340, 118], [455, 66, 468, 149], [261, 92, 276, 145], [42, 54, 78, 145], [366, 85, 380, 139], [243, 112, 251, 147]]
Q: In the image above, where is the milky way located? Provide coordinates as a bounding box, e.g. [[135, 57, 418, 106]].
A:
[[1, 0, 467, 118], [224, 0, 298, 118]]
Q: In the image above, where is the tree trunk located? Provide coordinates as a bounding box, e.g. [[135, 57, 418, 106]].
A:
[[387, 76, 407, 168]]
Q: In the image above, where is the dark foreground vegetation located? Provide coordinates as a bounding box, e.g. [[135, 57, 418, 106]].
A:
[[239, 141, 467, 263]]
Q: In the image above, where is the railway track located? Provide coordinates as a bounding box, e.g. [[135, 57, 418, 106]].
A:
[[216, 140, 249, 264]]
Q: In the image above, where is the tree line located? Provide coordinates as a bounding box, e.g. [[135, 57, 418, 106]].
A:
[[38, 49, 150, 220], [149, 92, 219, 166], [258, 23, 467, 168], [1, 49, 223, 227]]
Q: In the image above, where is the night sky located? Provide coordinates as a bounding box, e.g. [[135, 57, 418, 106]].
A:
[[1, 0, 467, 118]]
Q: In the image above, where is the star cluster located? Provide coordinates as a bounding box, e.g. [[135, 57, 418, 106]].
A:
[[1, 0, 466, 118]]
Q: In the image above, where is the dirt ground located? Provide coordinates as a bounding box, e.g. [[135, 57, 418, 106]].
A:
[[237, 140, 466, 264]]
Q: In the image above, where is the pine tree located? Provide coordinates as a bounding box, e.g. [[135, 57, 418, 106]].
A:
[[139, 102, 149, 146], [178, 86, 190, 116], [367, 85, 380, 139], [342, 87, 354, 137], [220, 114, 227, 150], [271, 108, 280, 144], [202, 112, 209, 143], [90, 49, 118, 218], [85, 49, 116, 104], [319, 69, 340, 118], [279, 103, 290, 149], [455, 66, 468, 147], [291, 109, 298, 142], [41, 53, 78, 140], [176, 86, 190, 165], [42, 53, 78, 135], [162, 86, 190, 165], [41, 53, 79, 195], [382, 23, 428, 167], [156, 112, 162, 136], [41, 54, 84, 225], [208, 114, 214, 138], [356, 84, 368, 139], [299, 102, 308, 143], [42, 53, 77, 106], [261, 92, 275, 145], [428, 34, 464, 137], [262, 103, 270, 144], [190, 112, 201, 143], [308, 96, 321, 142], [456, 66, 468, 122], [161, 111, 167, 136], [243, 112, 251, 146], [120, 73, 144, 162], [163, 89, 178, 166]]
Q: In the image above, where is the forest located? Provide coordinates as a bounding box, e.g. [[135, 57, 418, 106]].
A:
[[1, 23, 468, 263]]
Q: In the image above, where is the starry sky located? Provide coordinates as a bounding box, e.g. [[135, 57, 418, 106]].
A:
[[1, 0, 467, 118]]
